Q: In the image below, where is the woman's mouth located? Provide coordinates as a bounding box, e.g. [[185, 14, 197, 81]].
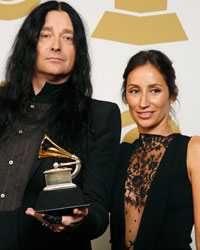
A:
[[137, 111, 154, 119]]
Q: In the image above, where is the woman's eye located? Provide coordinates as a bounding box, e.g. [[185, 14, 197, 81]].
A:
[[151, 88, 160, 93], [130, 89, 139, 94]]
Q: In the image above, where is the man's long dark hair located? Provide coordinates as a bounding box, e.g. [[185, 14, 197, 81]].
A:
[[0, 1, 93, 156]]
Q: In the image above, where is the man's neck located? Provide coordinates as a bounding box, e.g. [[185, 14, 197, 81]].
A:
[[32, 74, 70, 95], [32, 77, 45, 95]]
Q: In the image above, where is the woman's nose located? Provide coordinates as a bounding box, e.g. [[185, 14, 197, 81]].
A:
[[139, 93, 150, 107]]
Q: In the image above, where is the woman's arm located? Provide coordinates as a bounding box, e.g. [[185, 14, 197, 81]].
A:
[[187, 136, 200, 250]]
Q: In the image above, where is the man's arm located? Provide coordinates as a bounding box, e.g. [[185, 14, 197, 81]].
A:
[[26, 100, 121, 241], [68, 100, 121, 240]]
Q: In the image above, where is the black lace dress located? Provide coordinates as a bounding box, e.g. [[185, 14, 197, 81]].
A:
[[124, 134, 175, 250]]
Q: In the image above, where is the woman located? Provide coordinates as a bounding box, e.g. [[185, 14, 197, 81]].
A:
[[110, 50, 200, 250]]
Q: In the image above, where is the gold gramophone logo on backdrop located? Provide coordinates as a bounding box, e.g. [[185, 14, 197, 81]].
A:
[[92, 0, 188, 45], [0, 0, 40, 20]]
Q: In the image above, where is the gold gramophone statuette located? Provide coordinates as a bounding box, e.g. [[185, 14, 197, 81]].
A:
[[39, 134, 81, 191]]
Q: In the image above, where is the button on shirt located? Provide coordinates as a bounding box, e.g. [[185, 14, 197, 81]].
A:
[[0, 114, 47, 211], [0, 82, 66, 211], [1, 194, 5, 199]]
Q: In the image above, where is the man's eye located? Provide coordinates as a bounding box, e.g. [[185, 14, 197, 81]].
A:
[[40, 34, 51, 39], [61, 35, 73, 43]]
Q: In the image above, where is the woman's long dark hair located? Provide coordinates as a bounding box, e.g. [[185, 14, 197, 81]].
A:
[[0, 1, 92, 156]]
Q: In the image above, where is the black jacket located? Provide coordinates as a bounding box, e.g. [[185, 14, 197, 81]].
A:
[[0, 99, 121, 250]]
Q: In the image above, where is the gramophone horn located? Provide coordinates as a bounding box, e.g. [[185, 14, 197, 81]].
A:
[[39, 134, 81, 179]]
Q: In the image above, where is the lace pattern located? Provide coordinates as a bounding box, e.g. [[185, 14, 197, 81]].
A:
[[124, 134, 174, 250]]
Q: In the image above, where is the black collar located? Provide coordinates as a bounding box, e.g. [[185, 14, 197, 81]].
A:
[[32, 81, 68, 103]]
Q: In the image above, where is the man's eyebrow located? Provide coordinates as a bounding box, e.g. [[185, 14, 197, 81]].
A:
[[62, 28, 73, 34], [41, 27, 53, 32], [40, 27, 73, 34]]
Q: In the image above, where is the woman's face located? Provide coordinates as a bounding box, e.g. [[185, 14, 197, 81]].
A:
[[125, 63, 174, 135]]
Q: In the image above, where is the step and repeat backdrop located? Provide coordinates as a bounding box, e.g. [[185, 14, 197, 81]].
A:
[[0, 0, 199, 249]]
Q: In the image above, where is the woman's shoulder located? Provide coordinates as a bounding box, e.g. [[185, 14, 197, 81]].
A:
[[172, 133, 191, 147], [176, 134, 200, 150], [175, 133, 190, 140], [188, 135, 200, 152], [186, 136, 200, 179]]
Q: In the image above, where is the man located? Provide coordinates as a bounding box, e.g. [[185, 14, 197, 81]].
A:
[[0, 1, 121, 250]]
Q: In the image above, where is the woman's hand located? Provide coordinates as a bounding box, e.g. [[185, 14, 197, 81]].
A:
[[25, 207, 88, 232]]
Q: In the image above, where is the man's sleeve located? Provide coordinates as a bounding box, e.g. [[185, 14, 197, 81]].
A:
[[68, 101, 121, 241]]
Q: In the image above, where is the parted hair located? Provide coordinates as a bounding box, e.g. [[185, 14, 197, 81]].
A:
[[122, 50, 177, 102], [0, 1, 92, 155]]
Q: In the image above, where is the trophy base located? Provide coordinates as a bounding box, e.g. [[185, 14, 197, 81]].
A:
[[35, 186, 90, 215], [43, 182, 76, 191]]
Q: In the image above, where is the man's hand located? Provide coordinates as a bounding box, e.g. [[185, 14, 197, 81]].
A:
[[25, 207, 88, 232]]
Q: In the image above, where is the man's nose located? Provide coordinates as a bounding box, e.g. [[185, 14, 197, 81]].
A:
[[51, 37, 61, 51]]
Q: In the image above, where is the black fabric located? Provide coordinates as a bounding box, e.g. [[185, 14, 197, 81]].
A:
[[110, 134, 193, 250], [31, 81, 69, 103], [35, 187, 89, 214], [0, 89, 121, 250], [110, 143, 133, 250], [0, 105, 48, 211]]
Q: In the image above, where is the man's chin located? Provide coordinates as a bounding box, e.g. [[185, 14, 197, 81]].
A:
[[45, 72, 71, 84]]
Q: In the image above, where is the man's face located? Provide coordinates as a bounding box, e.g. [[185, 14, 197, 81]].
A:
[[35, 10, 76, 84]]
